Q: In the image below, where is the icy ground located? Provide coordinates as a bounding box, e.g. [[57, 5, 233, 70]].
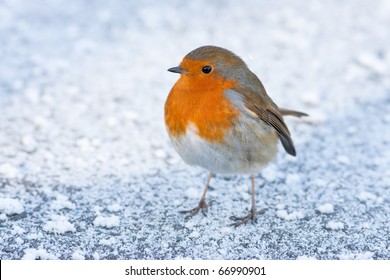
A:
[[1, 0, 390, 260]]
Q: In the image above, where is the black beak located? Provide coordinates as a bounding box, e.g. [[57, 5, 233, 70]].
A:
[[167, 66, 185, 74]]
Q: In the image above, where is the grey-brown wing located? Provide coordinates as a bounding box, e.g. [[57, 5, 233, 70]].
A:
[[252, 104, 297, 156]]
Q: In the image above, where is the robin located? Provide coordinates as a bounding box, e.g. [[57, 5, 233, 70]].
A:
[[165, 45, 307, 226]]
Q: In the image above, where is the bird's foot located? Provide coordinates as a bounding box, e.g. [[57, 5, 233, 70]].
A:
[[229, 208, 266, 227], [180, 200, 211, 219]]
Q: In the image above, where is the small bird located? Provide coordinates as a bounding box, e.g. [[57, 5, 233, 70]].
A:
[[165, 46, 307, 226]]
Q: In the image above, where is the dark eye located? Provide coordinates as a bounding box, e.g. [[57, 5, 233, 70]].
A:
[[202, 66, 212, 74]]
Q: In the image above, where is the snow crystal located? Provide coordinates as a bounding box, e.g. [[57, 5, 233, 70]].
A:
[[326, 221, 344, 230], [51, 195, 76, 210], [276, 210, 305, 220], [32, 116, 48, 128], [311, 178, 328, 187], [76, 138, 93, 151], [355, 252, 375, 260], [357, 191, 377, 202], [99, 237, 117, 246], [357, 52, 387, 74], [317, 203, 334, 214], [339, 251, 374, 260], [12, 225, 25, 235], [296, 255, 317, 260], [336, 155, 350, 165], [22, 248, 58, 260], [43, 216, 76, 234], [262, 164, 278, 182], [93, 215, 120, 228], [0, 164, 18, 179], [107, 203, 122, 212], [24, 87, 40, 104], [123, 110, 138, 120], [275, 203, 285, 210], [72, 250, 86, 260], [302, 111, 327, 124], [93, 252, 100, 260], [106, 116, 118, 127], [285, 174, 301, 185], [21, 135, 37, 152], [189, 231, 200, 238], [0, 197, 24, 215], [185, 187, 200, 199], [301, 92, 320, 107], [154, 149, 167, 159], [15, 237, 24, 245], [384, 114, 390, 123], [26, 233, 44, 240]]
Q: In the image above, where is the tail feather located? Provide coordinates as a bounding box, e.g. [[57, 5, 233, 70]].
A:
[[279, 108, 308, 118]]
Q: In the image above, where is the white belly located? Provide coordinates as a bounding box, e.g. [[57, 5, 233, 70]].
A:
[[168, 119, 278, 174]]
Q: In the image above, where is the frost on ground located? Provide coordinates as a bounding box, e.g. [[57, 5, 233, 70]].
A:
[[1, 0, 390, 259]]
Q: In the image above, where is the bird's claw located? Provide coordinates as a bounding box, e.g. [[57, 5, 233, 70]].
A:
[[180, 200, 212, 219], [229, 208, 266, 227]]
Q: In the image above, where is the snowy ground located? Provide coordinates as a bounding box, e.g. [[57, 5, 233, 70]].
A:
[[1, 0, 390, 260]]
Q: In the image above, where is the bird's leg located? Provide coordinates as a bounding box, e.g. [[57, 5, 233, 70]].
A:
[[180, 172, 213, 218], [230, 175, 266, 227]]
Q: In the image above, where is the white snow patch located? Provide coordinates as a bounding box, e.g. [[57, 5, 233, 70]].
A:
[[43, 216, 76, 234], [93, 252, 100, 260], [357, 191, 377, 202], [106, 116, 118, 127], [275, 203, 285, 210], [302, 111, 327, 124], [21, 135, 37, 152], [154, 148, 167, 159], [357, 52, 387, 74], [107, 203, 122, 212], [326, 220, 344, 230], [0, 197, 24, 215], [339, 251, 374, 260], [32, 116, 49, 128], [12, 225, 25, 235], [22, 248, 58, 260], [99, 237, 117, 246], [185, 187, 200, 199], [123, 110, 138, 120], [296, 255, 317, 260], [27, 233, 44, 240], [301, 92, 320, 107], [311, 178, 328, 187], [15, 237, 24, 245], [76, 137, 94, 152], [384, 114, 390, 123], [0, 163, 19, 179], [285, 173, 301, 185], [24, 87, 40, 104], [355, 252, 375, 260], [72, 250, 86, 260], [317, 203, 334, 214], [262, 164, 278, 182], [93, 215, 120, 228], [189, 231, 200, 238], [0, 213, 7, 221], [336, 155, 350, 165], [51, 195, 76, 210], [276, 210, 305, 220]]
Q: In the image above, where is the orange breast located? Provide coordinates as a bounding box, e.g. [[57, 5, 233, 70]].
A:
[[165, 75, 239, 143]]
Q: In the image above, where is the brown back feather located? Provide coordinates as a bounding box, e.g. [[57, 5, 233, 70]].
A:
[[232, 72, 307, 156]]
